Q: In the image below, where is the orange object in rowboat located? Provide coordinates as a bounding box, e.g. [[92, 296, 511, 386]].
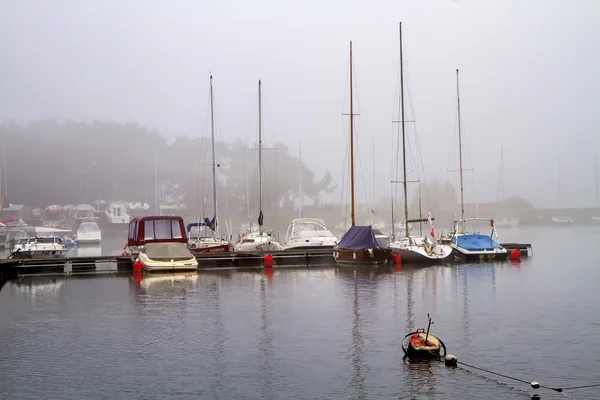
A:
[[402, 313, 447, 359]]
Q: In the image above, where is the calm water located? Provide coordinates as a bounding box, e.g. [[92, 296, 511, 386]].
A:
[[1, 225, 599, 399]]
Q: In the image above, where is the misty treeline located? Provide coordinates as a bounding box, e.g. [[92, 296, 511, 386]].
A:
[[0, 120, 335, 215]]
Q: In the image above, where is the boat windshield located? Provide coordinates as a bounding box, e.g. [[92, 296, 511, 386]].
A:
[[454, 219, 495, 236], [292, 222, 333, 238], [78, 222, 100, 232], [189, 225, 213, 239], [36, 236, 61, 244]]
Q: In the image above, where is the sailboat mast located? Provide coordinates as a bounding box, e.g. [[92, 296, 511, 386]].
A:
[[558, 161, 561, 209], [209, 75, 218, 234], [258, 79, 263, 234], [596, 157, 599, 214], [456, 69, 465, 221], [349, 41, 355, 226], [400, 22, 409, 233], [299, 141, 303, 218]]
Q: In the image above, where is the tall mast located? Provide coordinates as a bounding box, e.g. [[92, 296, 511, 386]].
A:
[[258, 79, 263, 233], [456, 69, 465, 221], [400, 22, 409, 233], [500, 145, 504, 212], [596, 157, 599, 214], [558, 161, 561, 210], [299, 141, 303, 218], [209, 75, 218, 235], [349, 41, 355, 226]]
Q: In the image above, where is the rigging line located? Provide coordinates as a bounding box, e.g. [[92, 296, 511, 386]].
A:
[[403, 44, 426, 186], [338, 57, 352, 232], [338, 113, 350, 232], [355, 124, 372, 220]]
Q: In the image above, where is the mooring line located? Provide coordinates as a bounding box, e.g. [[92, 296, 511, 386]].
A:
[[450, 358, 599, 398]]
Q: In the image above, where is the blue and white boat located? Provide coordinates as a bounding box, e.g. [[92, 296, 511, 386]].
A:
[[449, 70, 506, 262], [450, 218, 507, 261]]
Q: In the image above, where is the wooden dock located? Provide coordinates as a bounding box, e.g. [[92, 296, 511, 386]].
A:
[[0, 243, 533, 284], [500, 243, 533, 257]]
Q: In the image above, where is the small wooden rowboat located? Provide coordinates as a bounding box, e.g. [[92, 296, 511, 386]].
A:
[[402, 314, 446, 359]]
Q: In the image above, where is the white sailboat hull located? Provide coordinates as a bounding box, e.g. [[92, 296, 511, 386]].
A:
[[234, 232, 282, 253], [388, 237, 453, 263]]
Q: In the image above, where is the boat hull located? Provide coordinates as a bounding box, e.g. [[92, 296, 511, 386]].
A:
[[190, 243, 232, 254], [333, 247, 391, 265], [283, 244, 335, 251], [406, 332, 442, 359], [139, 253, 198, 272], [451, 245, 508, 261], [389, 243, 453, 264], [11, 249, 68, 259]]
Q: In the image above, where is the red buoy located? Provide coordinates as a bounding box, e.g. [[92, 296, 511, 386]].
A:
[[509, 249, 521, 260], [393, 253, 402, 264], [133, 260, 143, 272], [263, 254, 274, 268]]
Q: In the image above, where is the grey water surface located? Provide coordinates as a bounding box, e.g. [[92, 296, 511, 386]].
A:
[[0, 225, 598, 399]]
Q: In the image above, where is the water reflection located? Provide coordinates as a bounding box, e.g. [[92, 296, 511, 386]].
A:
[[131, 272, 199, 297], [11, 277, 65, 298], [259, 277, 274, 400], [349, 270, 366, 400], [401, 359, 438, 399], [205, 275, 226, 395]]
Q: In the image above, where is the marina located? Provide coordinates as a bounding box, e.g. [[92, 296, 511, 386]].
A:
[[1, 1, 598, 398], [0, 225, 597, 400]]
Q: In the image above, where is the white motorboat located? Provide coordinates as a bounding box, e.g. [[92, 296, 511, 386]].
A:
[[124, 216, 198, 272], [494, 217, 519, 228], [551, 216, 573, 225], [283, 218, 338, 250], [75, 204, 97, 220], [10, 236, 68, 258], [76, 220, 102, 244], [104, 201, 130, 224]]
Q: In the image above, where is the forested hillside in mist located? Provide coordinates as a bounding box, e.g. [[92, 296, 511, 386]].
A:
[[0, 120, 335, 213]]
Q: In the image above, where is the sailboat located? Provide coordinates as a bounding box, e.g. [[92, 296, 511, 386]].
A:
[[551, 161, 573, 225], [387, 23, 452, 263], [450, 69, 508, 261], [333, 41, 391, 265], [189, 75, 233, 254], [234, 80, 282, 253], [495, 146, 519, 228]]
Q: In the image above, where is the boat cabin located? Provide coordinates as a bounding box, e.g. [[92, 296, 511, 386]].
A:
[[127, 216, 187, 247], [187, 221, 215, 240]]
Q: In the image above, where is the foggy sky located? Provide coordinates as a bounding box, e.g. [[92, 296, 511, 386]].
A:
[[1, 0, 599, 210]]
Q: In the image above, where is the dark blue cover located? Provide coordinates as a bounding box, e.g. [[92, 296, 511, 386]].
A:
[[187, 217, 216, 233], [337, 225, 385, 250]]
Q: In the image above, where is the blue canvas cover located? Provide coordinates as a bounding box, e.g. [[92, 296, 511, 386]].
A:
[[455, 234, 503, 251], [337, 225, 385, 250]]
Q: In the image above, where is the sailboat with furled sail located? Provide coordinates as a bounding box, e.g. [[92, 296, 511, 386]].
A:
[[449, 69, 508, 261], [234, 80, 282, 253], [387, 22, 452, 263], [333, 41, 391, 265], [189, 75, 233, 254]]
